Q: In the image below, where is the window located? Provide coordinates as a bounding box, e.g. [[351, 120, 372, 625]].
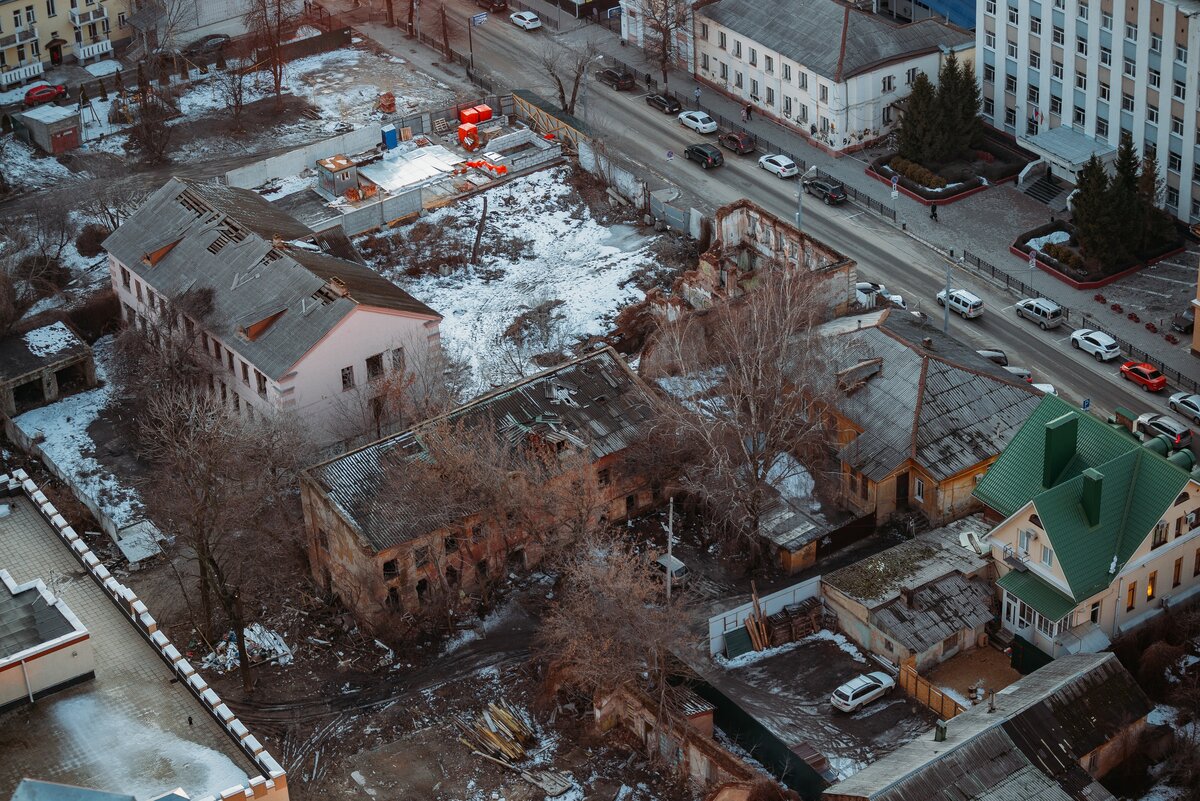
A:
[[45, 0, 55, 15], [1031, 17, 1041, 34], [1102, 12, 1112, 29], [1073, 106, 1086, 125], [255, 370, 267, 398], [884, 638, 894, 652], [240, 361, 249, 385], [598, 467, 611, 486], [819, 84, 828, 102], [1041, 544, 1055, 567], [701, 53, 709, 71], [1122, 92, 1135, 111], [719, 62, 728, 80], [1030, 52, 1041, 69], [1007, 41, 1019, 59], [1195, 548, 1200, 577], [985, 31, 995, 49], [914, 478, 925, 502], [882, 75, 894, 92], [1126, 582, 1137, 611], [783, 95, 792, 115], [765, 87, 774, 105], [1079, 3, 1088, 19], [718, 31, 726, 49], [1149, 68, 1161, 89], [1170, 152, 1182, 172], [1100, 45, 1111, 66], [1090, 601, 1101, 624], [443, 534, 458, 553], [1175, 80, 1187, 101], [1123, 58, 1136, 78], [782, 63, 791, 81], [883, 105, 892, 124], [1099, 82, 1110, 101], [1053, 26, 1064, 45], [382, 558, 399, 577], [1007, 7, 1018, 25], [1174, 557, 1183, 588], [1177, 44, 1188, 64], [984, 97, 995, 116], [765, 55, 773, 73], [120, 265, 130, 289], [1053, 0, 1063, 8], [470, 523, 485, 542], [366, 352, 384, 380], [1075, 72, 1087, 90], [1050, 96, 1062, 114], [799, 71, 807, 90], [1148, 571, 1158, 600], [1125, 22, 1137, 41], [1151, 33, 1162, 52], [749, 48, 757, 66], [699, 22, 708, 39], [118, 10, 126, 27], [942, 633, 957, 653], [25, 5, 34, 24], [1028, 85, 1040, 103], [341, 365, 355, 391], [734, 71, 742, 88], [984, 63, 995, 83], [1076, 36, 1087, 56], [1006, 74, 1017, 93], [1167, 186, 1180, 207], [1005, 106, 1017, 126], [1148, 104, 1159, 123], [1096, 118, 1109, 138], [1019, 529, 1032, 553], [1053, 60, 1064, 79], [986, 0, 995, 12], [750, 78, 759, 97], [1172, 116, 1184, 136], [1154, 520, 1170, 547], [733, 40, 741, 57], [227, 349, 234, 371]]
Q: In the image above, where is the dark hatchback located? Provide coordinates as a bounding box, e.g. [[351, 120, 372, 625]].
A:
[[597, 68, 636, 90], [684, 143, 724, 169], [646, 93, 682, 113], [718, 130, 756, 154]]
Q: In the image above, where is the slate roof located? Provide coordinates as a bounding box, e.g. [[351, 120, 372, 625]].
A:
[[102, 178, 440, 381], [826, 311, 1040, 482], [871, 573, 993, 654], [824, 653, 1145, 801], [0, 572, 77, 659], [700, 0, 973, 83], [974, 395, 1191, 601], [306, 348, 655, 552], [0, 322, 90, 384]]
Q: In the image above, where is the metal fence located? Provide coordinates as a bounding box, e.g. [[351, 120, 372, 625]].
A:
[[596, 54, 898, 224], [962, 249, 1199, 394]]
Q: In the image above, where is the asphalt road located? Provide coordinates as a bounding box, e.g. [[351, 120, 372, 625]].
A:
[[436, 8, 1167, 420]]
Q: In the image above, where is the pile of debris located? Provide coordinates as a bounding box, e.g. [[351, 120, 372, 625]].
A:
[[200, 623, 294, 673], [728, 584, 825, 657], [453, 700, 537, 761]]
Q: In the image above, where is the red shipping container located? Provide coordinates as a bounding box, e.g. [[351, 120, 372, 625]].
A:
[[459, 106, 480, 124], [473, 104, 493, 122], [458, 122, 480, 150]]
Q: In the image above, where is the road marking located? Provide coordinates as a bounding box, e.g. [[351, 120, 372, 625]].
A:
[[1139, 273, 1195, 286], [1113, 286, 1173, 298]]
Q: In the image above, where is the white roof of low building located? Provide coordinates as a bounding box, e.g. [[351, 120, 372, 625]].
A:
[[20, 105, 80, 125]]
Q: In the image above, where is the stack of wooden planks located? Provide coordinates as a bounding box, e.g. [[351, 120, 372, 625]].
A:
[[454, 700, 537, 762], [744, 582, 772, 651], [787, 598, 824, 640]]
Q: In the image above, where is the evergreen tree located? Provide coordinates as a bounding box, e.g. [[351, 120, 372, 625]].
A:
[[897, 72, 939, 165], [1072, 155, 1116, 270], [935, 50, 963, 161], [1136, 152, 1177, 252], [1106, 132, 1140, 265], [933, 51, 984, 160], [136, 62, 147, 94], [953, 56, 984, 151], [98, 77, 108, 102], [113, 68, 124, 95]]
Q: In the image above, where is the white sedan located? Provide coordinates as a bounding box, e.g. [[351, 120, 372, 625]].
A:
[[509, 11, 542, 29], [678, 110, 718, 134], [758, 154, 798, 178], [1070, 328, 1121, 361], [831, 671, 895, 713], [1169, 392, 1200, 424]]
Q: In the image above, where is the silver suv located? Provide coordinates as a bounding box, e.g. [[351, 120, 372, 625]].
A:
[[937, 288, 984, 319], [1015, 297, 1064, 330], [1136, 413, 1193, 450]]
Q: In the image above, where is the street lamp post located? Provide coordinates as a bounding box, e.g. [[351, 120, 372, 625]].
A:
[[795, 165, 818, 231]]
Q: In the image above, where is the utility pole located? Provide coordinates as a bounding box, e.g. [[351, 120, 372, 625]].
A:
[[666, 496, 674, 604], [942, 258, 952, 334]]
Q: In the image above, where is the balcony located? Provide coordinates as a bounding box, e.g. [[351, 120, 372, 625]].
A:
[[0, 25, 39, 49], [73, 38, 113, 61], [0, 61, 45, 89], [71, 6, 108, 26]]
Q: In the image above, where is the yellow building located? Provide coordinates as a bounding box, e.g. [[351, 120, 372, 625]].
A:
[[0, 0, 133, 90]]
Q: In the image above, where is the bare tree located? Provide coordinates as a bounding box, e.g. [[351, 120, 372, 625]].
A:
[[640, 270, 839, 567], [26, 196, 77, 265], [138, 384, 310, 692], [111, 286, 219, 406], [538, 40, 599, 116], [216, 58, 251, 133], [245, 0, 298, 109], [536, 536, 693, 706], [637, 0, 691, 85], [81, 175, 147, 232], [437, 2, 452, 57], [127, 86, 177, 164]]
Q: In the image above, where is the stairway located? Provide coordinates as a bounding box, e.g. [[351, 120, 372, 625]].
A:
[[1024, 173, 1067, 205]]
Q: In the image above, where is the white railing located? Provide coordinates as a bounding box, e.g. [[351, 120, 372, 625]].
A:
[[0, 25, 39, 48], [0, 61, 45, 88], [74, 38, 113, 61], [71, 6, 108, 26]]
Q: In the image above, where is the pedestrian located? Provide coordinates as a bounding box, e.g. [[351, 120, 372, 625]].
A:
[[646, 73, 653, 91], [745, 103, 753, 120], [740, 107, 748, 122], [694, 86, 702, 108], [930, 203, 939, 222]]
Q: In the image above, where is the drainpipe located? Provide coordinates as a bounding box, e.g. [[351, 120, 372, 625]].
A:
[[21, 659, 33, 703], [1112, 576, 1123, 640]]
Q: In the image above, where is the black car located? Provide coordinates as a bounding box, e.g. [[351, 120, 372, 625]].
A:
[[475, 0, 508, 10], [1173, 308, 1195, 334], [183, 34, 230, 56], [597, 68, 636, 90], [684, 143, 723, 169], [645, 93, 681, 113], [717, 130, 756, 154], [804, 178, 848, 204]]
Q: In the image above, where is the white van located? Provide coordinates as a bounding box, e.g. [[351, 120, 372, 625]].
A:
[[936, 289, 984, 319]]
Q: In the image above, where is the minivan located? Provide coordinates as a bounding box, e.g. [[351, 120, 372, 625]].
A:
[[1015, 297, 1064, 330], [655, 554, 690, 586], [937, 289, 984, 319]]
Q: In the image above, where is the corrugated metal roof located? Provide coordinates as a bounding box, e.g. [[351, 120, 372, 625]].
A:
[[996, 570, 1077, 622], [101, 178, 439, 380], [829, 315, 1040, 482], [870, 573, 993, 654], [0, 580, 76, 660], [307, 348, 655, 552], [701, 0, 972, 83]]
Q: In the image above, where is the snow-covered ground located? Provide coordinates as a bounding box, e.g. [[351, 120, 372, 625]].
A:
[[1028, 230, 1070, 252], [3, 137, 75, 191], [13, 337, 143, 530], [364, 166, 658, 390], [717, 629, 868, 669]]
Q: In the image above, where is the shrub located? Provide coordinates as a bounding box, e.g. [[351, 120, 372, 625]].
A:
[[75, 224, 111, 258], [974, 149, 996, 163], [67, 288, 120, 341], [1042, 242, 1085, 270]]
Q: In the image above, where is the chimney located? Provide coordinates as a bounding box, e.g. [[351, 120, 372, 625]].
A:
[[1043, 413, 1078, 488], [922, 337, 934, 350], [987, 691, 996, 713], [1081, 468, 1103, 527], [934, 720, 948, 742], [900, 586, 916, 608]]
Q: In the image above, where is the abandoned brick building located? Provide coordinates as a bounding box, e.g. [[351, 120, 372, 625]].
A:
[[300, 347, 660, 626], [0, 322, 96, 418]]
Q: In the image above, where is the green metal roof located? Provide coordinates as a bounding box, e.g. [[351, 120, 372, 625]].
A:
[[997, 570, 1077, 622], [976, 395, 1189, 601]]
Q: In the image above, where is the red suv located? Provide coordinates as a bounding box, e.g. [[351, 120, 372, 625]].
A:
[[718, 131, 756, 154], [23, 84, 67, 107]]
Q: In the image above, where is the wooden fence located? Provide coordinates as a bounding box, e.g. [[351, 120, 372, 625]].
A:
[[898, 664, 965, 720]]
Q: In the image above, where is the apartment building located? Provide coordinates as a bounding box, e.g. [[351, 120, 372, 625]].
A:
[[0, 0, 133, 89], [693, 0, 974, 154], [102, 177, 443, 446], [979, 0, 1200, 220]]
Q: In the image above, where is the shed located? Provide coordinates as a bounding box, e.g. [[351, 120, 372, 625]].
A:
[[18, 105, 81, 155], [0, 322, 96, 416]]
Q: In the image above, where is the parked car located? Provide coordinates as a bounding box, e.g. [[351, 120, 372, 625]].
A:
[[855, 281, 905, 309], [1032, 383, 1058, 396], [509, 10, 541, 29], [936, 288, 984, 319], [976, 348, 1008, 366], [1120, 361, 1167, 392], [1169, 392, 1200, 425], [678, 110, 718, 133], [475, 0, 508, 10], [717, 130, 756, 153], [182, 34, 230, 56], [1070, 329, 1121, 361], [654, 554, 690, 586], [597, 68, 635, 90], [831, 672, 896, 713], [23, 84, 67, 107], [683, 143, 723, 169], [1003, 365, 1034, 382], [645, 93, 681, 113], [803, 178, 847, 205], [758, 154, 799, 178], [1015, 297, 1064, 330], [1135, 412, 1192, 449], [1173, 308, 1195, 334]]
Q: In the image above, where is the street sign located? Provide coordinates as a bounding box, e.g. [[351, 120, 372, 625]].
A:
[[666, 150, 675, 161], [1082, 398, 1091, 411], [891, 175, 899, 199], [1029, 248, 1038, 267], [471, 12, 487, 25]]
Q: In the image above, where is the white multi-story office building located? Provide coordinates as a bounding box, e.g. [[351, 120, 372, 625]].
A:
[[979, 0, 1200, 219]]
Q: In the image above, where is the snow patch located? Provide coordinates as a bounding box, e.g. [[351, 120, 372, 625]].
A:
[[1027, 230, 1070, 252], [23, 321, 80, 357], [84, 59, 123, 77], [716, 629, 867, 669]]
